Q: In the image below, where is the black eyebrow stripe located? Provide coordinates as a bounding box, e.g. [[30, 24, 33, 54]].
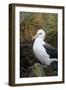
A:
[[39, 33, 42, 34]]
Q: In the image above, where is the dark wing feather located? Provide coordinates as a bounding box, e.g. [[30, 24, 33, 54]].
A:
[[43, 44, 58, 58]]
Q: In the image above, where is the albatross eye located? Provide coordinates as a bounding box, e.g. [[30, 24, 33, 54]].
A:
[[39, 33, 42, 35]]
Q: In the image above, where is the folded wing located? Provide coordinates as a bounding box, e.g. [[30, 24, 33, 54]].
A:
[[43, 43, 58, 58]]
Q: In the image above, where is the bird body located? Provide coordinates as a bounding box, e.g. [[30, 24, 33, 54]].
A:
[[33, 37, 50, 66], [32, 29, 58, 66]]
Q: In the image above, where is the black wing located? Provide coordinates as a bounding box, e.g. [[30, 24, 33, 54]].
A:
[[43, 44, 58, 58]]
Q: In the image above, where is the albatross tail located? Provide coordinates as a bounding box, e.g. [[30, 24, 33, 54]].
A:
[[50, 58, 58, 63]]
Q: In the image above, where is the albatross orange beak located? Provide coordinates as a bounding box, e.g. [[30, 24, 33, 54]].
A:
[[32, 35, 37, 40]]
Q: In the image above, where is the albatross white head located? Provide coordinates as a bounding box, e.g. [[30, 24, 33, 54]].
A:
[[32, 29, 45, 40]]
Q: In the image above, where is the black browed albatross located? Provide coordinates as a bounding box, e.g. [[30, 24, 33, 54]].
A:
[[32, 29, 58, 66]]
